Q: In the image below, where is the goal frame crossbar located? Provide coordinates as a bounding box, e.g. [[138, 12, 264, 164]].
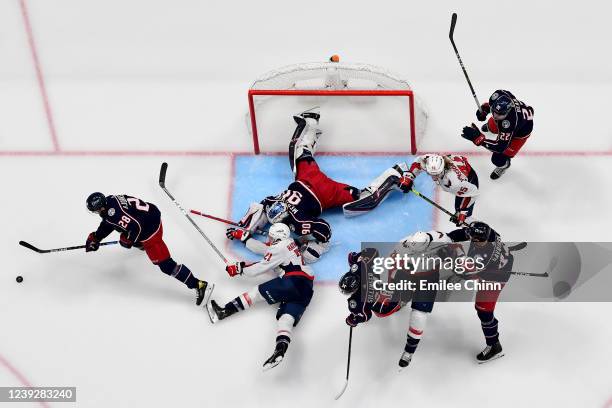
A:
[[247, 89, 417, 155]]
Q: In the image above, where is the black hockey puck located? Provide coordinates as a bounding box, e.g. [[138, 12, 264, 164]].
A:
[[16, 276, 23, 283]]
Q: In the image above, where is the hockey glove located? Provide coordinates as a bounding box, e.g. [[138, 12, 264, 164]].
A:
[[398, 172, 415, 193], [119, 233, 133, 249], [225, 227, 251, 242], [85, 232, 100, 252], [476, 102, 490, 121], [226, 261, 245, 277], [449, 212, 467, 226], [345, 312, 370, 327], [461, 124, 485, 146]]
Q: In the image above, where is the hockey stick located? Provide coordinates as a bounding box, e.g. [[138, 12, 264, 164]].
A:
[[410, 189, 468, 226], [335, 326, 353, 400], [190, 209, 268, 236], [19, 240, 118, 254], [159, 163, 228, 264], [449, 12, 483, 112], [508, 242, 527, 252]]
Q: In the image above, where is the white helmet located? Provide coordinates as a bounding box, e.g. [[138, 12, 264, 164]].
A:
[[268, 223, 291, 243], [401, 231, 432, 254], [424, 154, 445, 177]]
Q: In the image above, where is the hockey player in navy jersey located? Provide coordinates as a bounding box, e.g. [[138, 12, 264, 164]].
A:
[[461, 89, 534, 179], [85, 192, 213, 305], [208, 223, 314, 371], [447, 221, 513, 363]]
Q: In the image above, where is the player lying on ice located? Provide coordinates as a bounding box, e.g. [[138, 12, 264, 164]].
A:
[[341, 222, 513, 367], [207, 223, 314, 371], [461, 89, 534, 180], [344, 153, 479, 226], [85, 192, 214, 305]]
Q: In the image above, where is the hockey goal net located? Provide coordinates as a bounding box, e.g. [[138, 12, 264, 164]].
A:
[[247, 58, 427, 154]]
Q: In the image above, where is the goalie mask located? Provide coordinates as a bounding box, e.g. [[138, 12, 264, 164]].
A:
[[266, 201, 288, 223]]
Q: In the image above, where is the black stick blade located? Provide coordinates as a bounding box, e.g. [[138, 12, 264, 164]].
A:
[[509, 242, 528, 251], [19, 241, 43, 253], [449, 12, 458, 39], [159, 162, 168, 188]]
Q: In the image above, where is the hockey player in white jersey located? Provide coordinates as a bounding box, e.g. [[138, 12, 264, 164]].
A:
[[207, 223, 314, 371], [341, 230, 452, 370], [344, 154, 479, 226]]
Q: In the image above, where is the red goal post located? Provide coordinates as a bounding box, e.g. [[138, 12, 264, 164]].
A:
[[246, 59, 426, 155]]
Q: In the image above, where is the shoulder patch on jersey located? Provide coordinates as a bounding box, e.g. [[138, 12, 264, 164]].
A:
[[350, 264, 359, 272], [491, 92, 499, 101], [108, 208, 115, 216], [349, 299, 357, 309], [502, 120, 510, 129]]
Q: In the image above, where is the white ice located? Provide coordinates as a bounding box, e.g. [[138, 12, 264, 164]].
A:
[[1, 1, 612, 407]]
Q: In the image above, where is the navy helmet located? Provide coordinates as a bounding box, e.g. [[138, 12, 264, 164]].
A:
[[467, 221, 492, 242], [489, 93, 514, 117], [86, 192, 107, 213]]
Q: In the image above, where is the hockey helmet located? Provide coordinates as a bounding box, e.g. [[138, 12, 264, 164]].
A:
[[339, 270, 360, 295], [424, 154, 445, 177], [489, 93, 514, 119], [467, 221, 492, 242], [268, 223, 291, 243], [86, 192, 107, 213]]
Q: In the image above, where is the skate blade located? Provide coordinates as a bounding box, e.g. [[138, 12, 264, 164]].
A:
[[477, 352, 505, 364], [205, 302, 219, 324], [262, 356, 284, 372], [202, 283, 215, 306], [334, 380, 348, 400]]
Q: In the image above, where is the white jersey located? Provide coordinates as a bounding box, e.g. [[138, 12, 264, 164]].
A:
[[409, 155, 479, 198], [242, 237, 314, 279]]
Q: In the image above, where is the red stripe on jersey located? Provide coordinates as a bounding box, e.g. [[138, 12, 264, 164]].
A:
[[242, 292, 252, 306]]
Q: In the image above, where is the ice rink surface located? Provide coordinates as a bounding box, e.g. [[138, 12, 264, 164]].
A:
[[2, 0, 612, 407]]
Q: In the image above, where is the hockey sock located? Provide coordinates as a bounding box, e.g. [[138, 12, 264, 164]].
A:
[[158, 258, 199, 289], [477, 309, 500, 345], [276, 314, 295, 344], [405, 309, 428, 353]]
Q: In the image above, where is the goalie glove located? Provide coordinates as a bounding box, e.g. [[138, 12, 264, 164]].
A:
[[226, 261, 246, 277], [226, 227, 251, 243], [461, 124, 486, 146]]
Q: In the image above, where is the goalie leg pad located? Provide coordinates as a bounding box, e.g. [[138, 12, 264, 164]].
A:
[[342, 164, 407, 217], [290, 115, 322, 175]]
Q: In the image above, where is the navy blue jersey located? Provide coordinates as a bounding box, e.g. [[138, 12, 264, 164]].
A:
[[483, 90, 534, 153], [262, 181, 331, 242], [447, 227, 512, 280], [94, 195, 161, 243]]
